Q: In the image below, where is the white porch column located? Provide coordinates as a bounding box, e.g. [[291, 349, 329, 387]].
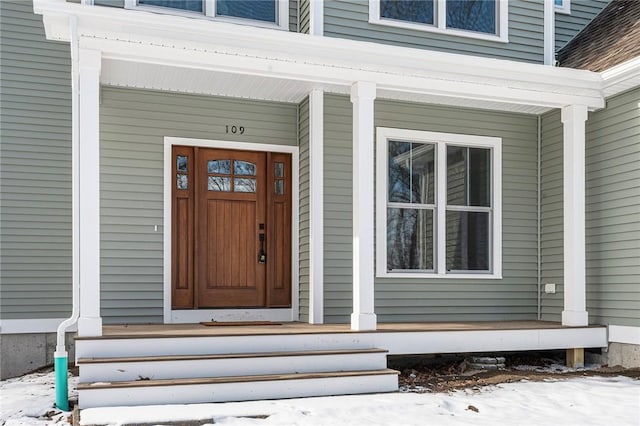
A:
[[561, 104, 589, 327], [308, 90, 325, 324], [350, 81, 377, 331], [77, 48, 103, 336]]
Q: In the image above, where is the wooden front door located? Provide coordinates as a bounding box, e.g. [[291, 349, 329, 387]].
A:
[[171, 146, 292, 309]]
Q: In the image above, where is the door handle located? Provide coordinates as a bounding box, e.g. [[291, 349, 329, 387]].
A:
[[258, 233, 266, 263]]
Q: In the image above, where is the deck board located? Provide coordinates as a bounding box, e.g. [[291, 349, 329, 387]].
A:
[[79, 320, 601, 340]]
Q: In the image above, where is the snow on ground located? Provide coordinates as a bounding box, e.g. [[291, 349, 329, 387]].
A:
[[1, 371, 639, 426], [0, 370, 77, 426]]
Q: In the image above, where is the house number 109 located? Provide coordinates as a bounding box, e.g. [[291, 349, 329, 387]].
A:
[[226, 125, 245, 135]]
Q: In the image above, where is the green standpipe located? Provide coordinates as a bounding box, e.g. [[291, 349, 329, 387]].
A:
[[54, 354, 69, 411]]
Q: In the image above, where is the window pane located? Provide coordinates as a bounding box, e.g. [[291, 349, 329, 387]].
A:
[[234, 178, 256, 193], [139, 0, 203, 12], [216, 0, 276, 22], [208, 160, 231, 174], [177, 155, 188, 172], [234, 161, 256, 176], [447, 146, 490, 207], [387, 208, 434, 271], [381, 0, 434, 25], [554, 0, 563, 5], [388, 141, 435, 204], [446, 211, 490, 271], [176, 174, 188, 190], [274, 162, 285, 178], [275, 179, 285, 195], [208, 176, 231, 192], [446, 0, 496, 34]]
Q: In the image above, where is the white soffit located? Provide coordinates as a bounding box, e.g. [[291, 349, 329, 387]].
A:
[[102, 60, 346, 103], [102, 60, 549, 113]]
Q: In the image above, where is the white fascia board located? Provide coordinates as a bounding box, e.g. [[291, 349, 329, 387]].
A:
[[608, 325, 640, 345], [33, 0, 604, 110], [601, 57, 640, 98], [0, 319, 77, 334]]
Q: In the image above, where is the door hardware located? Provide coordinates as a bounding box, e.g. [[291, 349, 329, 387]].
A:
[[258, 233, 266, 263]]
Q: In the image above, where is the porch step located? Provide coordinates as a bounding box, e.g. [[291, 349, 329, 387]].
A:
[[78, 369, 400, 408], [77, 348, 389, 382]]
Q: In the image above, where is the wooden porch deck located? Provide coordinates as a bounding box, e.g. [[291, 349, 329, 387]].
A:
[[87, 320, 600, 339]]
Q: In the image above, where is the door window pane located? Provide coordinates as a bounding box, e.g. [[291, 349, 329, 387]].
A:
[[446, 0, 496, 34], [447, 146, 490, 207], [234, 161, 256, 176], [216, 0, 276, 22], [208, 176, 231, 192], [234, 178, 256, 193], [139, 0, 203, 12], [177, 155, 188, 172], [274, 162, 285, 178], [388, 141, 435, 204], [275, 180, 285, 195], [387, 208, 434, 271], [208, 160, 231, 175], [446, 211, 490, 271], [380, 0, 434, 25], [177, 174, 188, 190]]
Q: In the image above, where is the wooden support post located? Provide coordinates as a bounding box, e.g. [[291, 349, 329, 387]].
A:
[[566, 348, 584, 368]]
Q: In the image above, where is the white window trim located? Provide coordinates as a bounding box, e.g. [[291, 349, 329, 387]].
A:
[[369, 0, 509, 43], [554, 0, 571, 15], [124, 0, 289, 31], [376, 127, 502, 280]]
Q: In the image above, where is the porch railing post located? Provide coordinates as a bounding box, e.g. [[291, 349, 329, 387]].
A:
[[561, 104, 589, 327], [350, 81, 377, 331], [77, 48, 103, 337]]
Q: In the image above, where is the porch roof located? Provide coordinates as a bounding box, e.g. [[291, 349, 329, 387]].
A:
[[34, 0, 608, 114]]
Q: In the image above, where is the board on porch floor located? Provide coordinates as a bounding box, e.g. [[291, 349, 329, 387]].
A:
[[82, 320, 601, 339]]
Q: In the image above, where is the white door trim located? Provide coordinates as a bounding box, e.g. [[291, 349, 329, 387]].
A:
[[163, 136, 300, 323]]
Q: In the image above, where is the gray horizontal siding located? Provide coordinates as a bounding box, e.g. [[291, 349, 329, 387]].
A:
[[100, 87, 298, 324], [323, 95, 539, 323], [299, 0, 311, 34], [298, 97, 310, 321], [324, 0, 545, 64], [541, 88, 640, 327], [555, 0, 609, 51], [0, 0, 73, 319]]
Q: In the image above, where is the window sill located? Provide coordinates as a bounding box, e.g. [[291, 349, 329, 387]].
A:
[[368, 17, 508, 44], [378, 272, 503, 280]]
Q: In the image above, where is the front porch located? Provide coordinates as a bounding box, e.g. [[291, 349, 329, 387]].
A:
[[74, 320, 606, 408], [33, 0, 611, 408]]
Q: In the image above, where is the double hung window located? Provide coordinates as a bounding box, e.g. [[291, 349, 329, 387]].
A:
[[370, 0, 508, 42], [376, 128, 502, 279], [128, 0, 288, 29]]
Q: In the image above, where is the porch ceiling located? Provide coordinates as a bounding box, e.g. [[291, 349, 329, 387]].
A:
[[102, 59, 554, 114], [35, 0, 607, 114]]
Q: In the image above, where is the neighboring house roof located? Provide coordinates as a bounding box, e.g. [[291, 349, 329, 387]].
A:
[[558, 0, 640, 72]]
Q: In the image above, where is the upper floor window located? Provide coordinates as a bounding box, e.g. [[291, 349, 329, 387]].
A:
[[128, 0, 288, 30], [376, 128, 502, 279], [370, 0, 508, 43], [554, 0, 571, 14]]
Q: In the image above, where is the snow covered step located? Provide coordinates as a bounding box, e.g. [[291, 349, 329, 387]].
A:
[[77, 348, 389, 382], [78, 369, 400, 408]]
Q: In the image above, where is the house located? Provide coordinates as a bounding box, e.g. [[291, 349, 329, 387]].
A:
[[0, 0, 638, 408]]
